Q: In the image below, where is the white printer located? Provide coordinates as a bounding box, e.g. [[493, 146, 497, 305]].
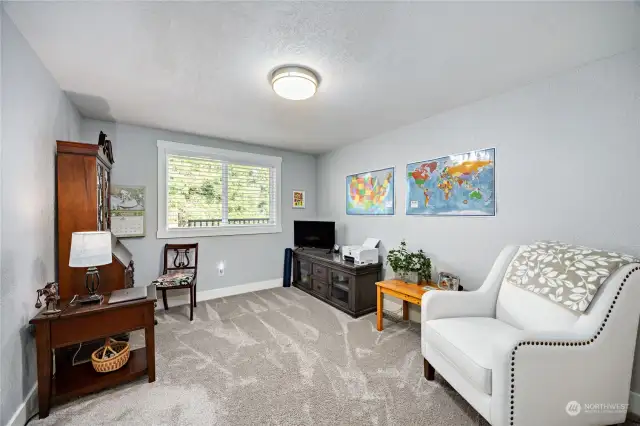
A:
[[342, 238, 380, 266]]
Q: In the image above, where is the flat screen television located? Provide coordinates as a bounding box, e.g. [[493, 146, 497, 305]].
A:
[[294, 220, 335, 249]]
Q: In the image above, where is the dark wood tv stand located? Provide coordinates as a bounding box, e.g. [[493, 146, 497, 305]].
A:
[[292, 249, 382, 317]]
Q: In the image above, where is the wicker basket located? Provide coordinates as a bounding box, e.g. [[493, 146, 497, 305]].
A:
[[91, 338, 130, 373]]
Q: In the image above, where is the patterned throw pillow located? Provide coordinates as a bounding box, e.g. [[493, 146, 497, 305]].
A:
[[504, 241, 639, 313]]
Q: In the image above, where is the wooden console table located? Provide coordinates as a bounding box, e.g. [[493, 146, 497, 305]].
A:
[[30, 285, 157, 418]]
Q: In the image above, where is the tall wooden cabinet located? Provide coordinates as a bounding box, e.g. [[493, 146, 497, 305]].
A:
[[56, 141, 134, 299]]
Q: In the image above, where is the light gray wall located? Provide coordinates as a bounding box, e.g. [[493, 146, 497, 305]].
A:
[[317, 49, 640, 392], [79, 119, 317, 292], [0, 8, 81, 424], [318, 49, 640, 284]]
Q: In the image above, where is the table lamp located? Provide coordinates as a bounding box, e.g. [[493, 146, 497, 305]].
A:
[[69, 231, 112, 303]]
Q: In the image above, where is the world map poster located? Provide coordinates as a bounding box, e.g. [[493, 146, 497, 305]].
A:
[[406, 148, 495, 216], [346, 167, 395, 215]]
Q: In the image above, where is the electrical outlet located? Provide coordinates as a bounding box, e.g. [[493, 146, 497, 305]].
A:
[[218, 261, 225, 276]]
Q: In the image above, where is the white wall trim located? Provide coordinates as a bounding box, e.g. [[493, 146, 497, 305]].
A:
[[155, 278, 282, 310], [6, 383, 37, 426]]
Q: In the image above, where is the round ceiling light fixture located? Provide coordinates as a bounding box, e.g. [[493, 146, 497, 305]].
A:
[[271, 66, 318, 101]]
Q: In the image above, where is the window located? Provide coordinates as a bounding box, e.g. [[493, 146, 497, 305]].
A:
[[157, 140, 282, 238]]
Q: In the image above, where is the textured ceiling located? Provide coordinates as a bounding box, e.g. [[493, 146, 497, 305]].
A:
[[5, 1, 640, 153]]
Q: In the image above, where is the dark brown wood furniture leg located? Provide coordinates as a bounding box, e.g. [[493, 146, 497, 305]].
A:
[[402, 300, 409, 321], [189, 286, 194, 321], [35, 323, 52, 418], [376, 285, 384, 331], [145, 306, 156, 383], [162, 289, 168, 310], [424, 358, 435, 381], [193, 283, 197, 307]]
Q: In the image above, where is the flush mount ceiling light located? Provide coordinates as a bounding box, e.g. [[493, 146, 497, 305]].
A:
[[271, 66, 318, 101]]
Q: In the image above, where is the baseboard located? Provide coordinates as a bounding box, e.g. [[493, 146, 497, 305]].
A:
[[7, 383, 38, 426], [156, 278, 282, 310]]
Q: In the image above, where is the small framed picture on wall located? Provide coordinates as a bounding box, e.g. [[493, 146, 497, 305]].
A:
[[292, 190, 305, 209]]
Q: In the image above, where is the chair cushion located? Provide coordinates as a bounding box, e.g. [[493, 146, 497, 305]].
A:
[[424, 317, 521, 395], [152, 271, 195, 288]]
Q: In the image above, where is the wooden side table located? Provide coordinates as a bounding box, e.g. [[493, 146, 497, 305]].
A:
[[375, 279, 462, 331], [30, 285, 157, 418]]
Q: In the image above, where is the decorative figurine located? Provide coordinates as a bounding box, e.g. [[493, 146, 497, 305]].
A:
[[35, 282, 61, 315], [98, 131, 114, 164]]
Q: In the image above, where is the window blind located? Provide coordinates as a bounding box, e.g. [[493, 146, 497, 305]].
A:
[[167, 154, 276, 228]]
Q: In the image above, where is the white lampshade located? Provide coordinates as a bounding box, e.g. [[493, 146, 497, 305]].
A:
[[69, 231, 113, 267]]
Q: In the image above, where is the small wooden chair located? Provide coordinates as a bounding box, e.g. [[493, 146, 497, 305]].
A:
[[152, 243, 199, 321]]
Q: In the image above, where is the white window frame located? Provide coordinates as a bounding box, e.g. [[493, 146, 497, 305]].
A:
[[157, 140, 282, 238]]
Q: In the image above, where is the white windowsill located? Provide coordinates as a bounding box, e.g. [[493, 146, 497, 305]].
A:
[[157, 224, 283, 239]]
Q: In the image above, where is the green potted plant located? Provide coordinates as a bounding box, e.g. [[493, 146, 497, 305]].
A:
[[410, 250, 432, 284], [386, 240, 412, 281], [387, 241, 431, 283]]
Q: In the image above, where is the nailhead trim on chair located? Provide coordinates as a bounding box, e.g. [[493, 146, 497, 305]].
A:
[[509, 266, 640, 426]]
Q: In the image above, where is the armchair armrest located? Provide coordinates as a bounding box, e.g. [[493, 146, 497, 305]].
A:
[[491, 329, 627, 426], [489, 263, 640, 425], [492, 329, 592, 366], [421, 245, 520, 322], [421, 290, 496, 321]]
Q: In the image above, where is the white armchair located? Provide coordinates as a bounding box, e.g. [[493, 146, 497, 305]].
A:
[[421, 245, 640, 426]]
